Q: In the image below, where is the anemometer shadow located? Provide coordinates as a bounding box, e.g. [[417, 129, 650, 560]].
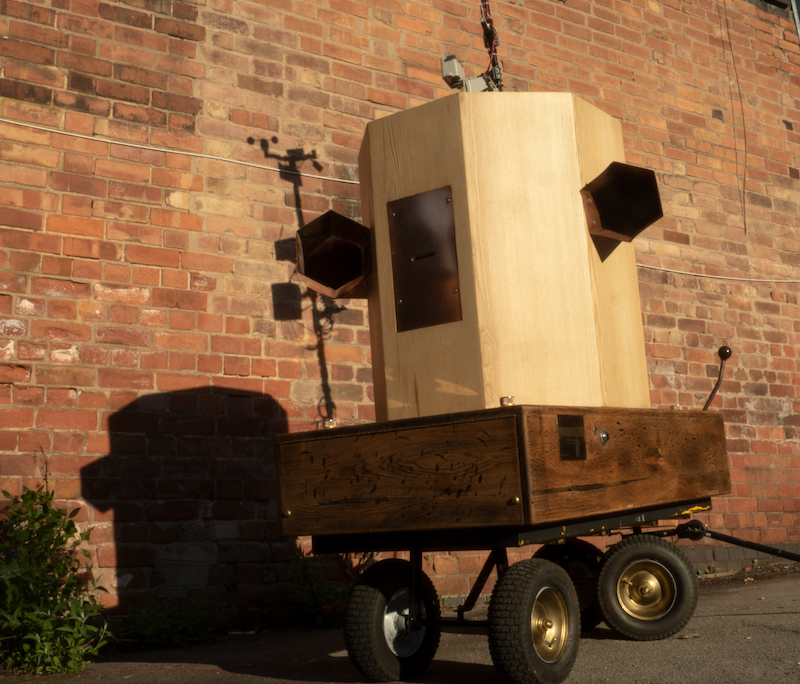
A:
[[254, 135, 346, 424]]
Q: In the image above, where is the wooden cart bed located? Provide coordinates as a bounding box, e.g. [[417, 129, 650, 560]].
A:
[[277, 405, 730, 539]]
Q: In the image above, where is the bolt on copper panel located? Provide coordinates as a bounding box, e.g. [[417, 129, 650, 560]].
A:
[[387, 186, 463, 333]]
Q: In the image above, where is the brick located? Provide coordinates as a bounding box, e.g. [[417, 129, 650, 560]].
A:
[[0, 408, 35, 428], [63, 237, 121, 261], [125, 244, 180, 268], [154, 17, 205, 42], [153, 91, 204, 116], [94, 283, 151, 304], [45, 215, 105, 238], [36, 409, 98, 430], [211, 336, 261, 356], [151, 208, 203, 231], [0, 207, 44, 231], [96, 326, 151, 346], [47, 300, 78, 319], [152, 288, 207, 311], [31, 277, 91, 299], [106, 222, 162, 245], [0, 0, 793, 605], [94, 159, 151, 183], [0, 364, 31, 383], [97, 368, 154, 389], [30, 319, 91, 341], [113, 102, 168, 127], [0, 141, 60, 168], [0, 39, 55, 65], [0, 317, 26, 335], [155, 331, 207, 351], [181, 252, 233, 273]]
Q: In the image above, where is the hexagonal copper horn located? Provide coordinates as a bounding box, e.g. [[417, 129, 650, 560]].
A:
[[295, 211, 372, 298], [581, 162, 663, 243]]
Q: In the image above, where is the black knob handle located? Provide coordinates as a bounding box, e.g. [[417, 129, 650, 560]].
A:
[[718, 345, 732, 361]]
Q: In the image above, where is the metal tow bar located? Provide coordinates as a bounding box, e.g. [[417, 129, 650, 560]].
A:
[[677, 520, 800, 563]]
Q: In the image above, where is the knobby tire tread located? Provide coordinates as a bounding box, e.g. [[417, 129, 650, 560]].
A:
[[597, 534, 698, 641], [344, 560, 440, 682], [488, 559, 580, 684]]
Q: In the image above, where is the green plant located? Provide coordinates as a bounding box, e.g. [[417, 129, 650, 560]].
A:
[[290, 550, 350, 627], [113, 600, 212, 650], [0, 486, 109, 674]]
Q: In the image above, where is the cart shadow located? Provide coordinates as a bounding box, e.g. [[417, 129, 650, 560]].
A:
[[98, 627, 501, 683]]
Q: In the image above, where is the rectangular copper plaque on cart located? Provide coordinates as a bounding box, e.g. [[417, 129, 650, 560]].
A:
[[387, 186, 462, 332]]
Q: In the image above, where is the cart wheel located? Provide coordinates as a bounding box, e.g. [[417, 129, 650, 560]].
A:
[[488, 558, 580, 684], [534, 539, 604, 631], [597, 535, 697, 641], [344, 558, 441, 682]]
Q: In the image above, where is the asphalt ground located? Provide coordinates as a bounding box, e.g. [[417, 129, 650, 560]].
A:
[[3, 562, 800, 684]]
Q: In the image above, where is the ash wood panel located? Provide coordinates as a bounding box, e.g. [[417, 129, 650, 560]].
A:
[[360, 94, 485, 421], [461, 93, 601, 408], [521, 408, 730, 524], [360, 93, 651, 421], [279, 417, 525, 536], [357, 134, 390, 423], [573, 97, 650, 408]]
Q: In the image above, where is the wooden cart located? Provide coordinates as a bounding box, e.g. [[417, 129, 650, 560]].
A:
[[277, 403, 731, 684]]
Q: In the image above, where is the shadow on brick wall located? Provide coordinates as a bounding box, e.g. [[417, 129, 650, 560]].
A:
[[80, 387, 290, 624]]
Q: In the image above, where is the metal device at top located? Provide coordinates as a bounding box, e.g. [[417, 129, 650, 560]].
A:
[[441, 1, 504, 92]]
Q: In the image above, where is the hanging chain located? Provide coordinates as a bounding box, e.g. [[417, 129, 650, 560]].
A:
[[480, 2, 503, 90]]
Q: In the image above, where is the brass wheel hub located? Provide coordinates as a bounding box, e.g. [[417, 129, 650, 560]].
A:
[[530, 587, 569, 663], [616, 559, 676, 620]]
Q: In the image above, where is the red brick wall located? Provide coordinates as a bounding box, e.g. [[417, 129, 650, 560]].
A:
[[1, 0, 799, 614]]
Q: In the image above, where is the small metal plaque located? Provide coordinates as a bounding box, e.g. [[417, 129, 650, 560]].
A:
[[387, 186, 462, 333], [558, 414, 586, 461]]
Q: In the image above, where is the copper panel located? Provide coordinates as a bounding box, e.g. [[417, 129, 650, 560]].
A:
[[387, 186, 462, 333]]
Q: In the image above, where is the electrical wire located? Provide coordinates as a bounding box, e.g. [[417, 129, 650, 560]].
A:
[[0, 116, 360, 185], [716, 0, 748, 233], [637, 263, 800, 284], [479, 1, 503, 90], [3, 117, 798, 284]]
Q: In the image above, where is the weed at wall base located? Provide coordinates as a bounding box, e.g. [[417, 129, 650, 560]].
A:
[[0, 487, 109, 674]]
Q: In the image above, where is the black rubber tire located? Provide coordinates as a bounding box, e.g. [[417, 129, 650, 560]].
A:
[[534, 539, 604, 631], [488, 558, 580, 684], [596, 535, 698, 641], [343, 559, 441, 682]]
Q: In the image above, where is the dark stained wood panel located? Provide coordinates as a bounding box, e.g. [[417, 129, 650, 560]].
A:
[[279, 417, 525, 536], [522, 408, 730, 524], [277, 405, 730, 539]]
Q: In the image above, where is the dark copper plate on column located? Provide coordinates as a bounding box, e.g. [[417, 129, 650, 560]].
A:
[[387, 186, 462, 333]]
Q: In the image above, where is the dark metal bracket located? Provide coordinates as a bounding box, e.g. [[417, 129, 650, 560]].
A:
[[676, 520, 800, 563], [454, 547, 508, 624]]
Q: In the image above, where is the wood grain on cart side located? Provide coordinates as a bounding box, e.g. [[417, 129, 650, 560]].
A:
[[279, 416, 525, 536], [521, 408, 731, 524]]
